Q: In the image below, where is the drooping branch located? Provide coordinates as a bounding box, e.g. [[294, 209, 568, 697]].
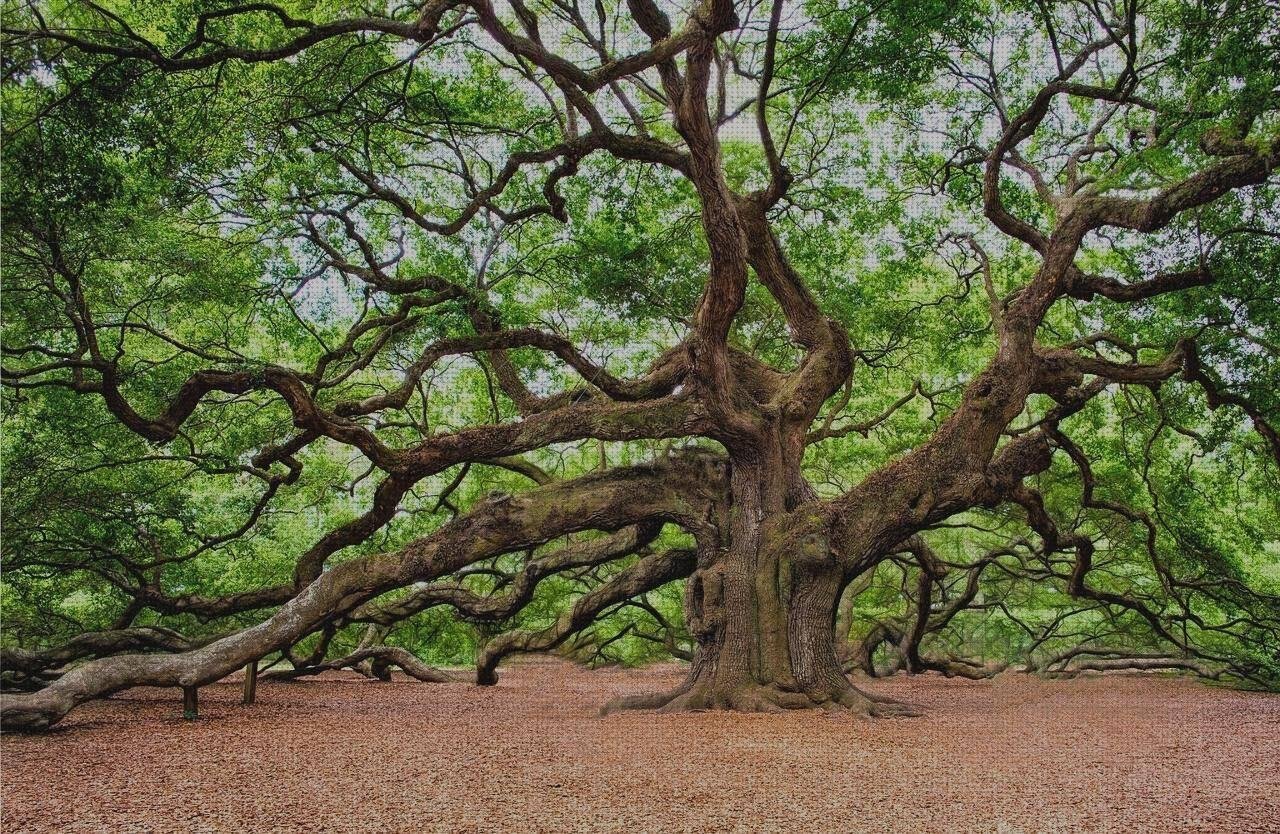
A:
[[262, 645, 456, 683], [1008, 481, 1274, 686], [0, 627, 213, 686], [348, 523, 663, 626], [474, 547, 698, 684], [1183, 343, 1280, 465], [0, 454, 729, 730], [1035, 646, 1224, 679]]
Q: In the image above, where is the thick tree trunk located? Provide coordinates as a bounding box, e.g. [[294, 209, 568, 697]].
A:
[[605, 546, 913, 714], [605, 454, 914, 716]]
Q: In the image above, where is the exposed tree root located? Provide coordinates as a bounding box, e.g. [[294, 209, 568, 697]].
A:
[[602, 678, 920, 717]]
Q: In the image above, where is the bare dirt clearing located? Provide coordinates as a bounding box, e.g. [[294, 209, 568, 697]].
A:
[[2, 659, 1276, 833]]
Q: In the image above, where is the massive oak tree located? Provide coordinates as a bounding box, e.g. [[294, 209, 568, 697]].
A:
[[1, 0, 1278, 730]]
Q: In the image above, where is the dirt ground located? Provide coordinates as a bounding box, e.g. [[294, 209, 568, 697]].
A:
[[2, 659, 1277, 833]]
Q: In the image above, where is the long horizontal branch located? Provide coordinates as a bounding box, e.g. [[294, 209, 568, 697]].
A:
[[0, 454, 729, 730], [0, 626, 213, 681], [349, 523, 662, 627], [262, 645, 456, 683]]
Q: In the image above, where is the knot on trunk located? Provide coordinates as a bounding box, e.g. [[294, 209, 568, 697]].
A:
[[785, 530, 837, 573], [684, 567, 724, 642]]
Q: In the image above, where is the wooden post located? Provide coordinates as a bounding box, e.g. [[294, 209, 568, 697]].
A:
[[182, 686, 199, 720], [242, 660, 258, 705]]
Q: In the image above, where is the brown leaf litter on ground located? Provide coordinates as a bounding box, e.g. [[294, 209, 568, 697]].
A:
[[2, 658, 1277, 833]]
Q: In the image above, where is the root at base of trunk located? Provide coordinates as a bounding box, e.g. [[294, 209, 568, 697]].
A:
[[600, 679, 920, 717]]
